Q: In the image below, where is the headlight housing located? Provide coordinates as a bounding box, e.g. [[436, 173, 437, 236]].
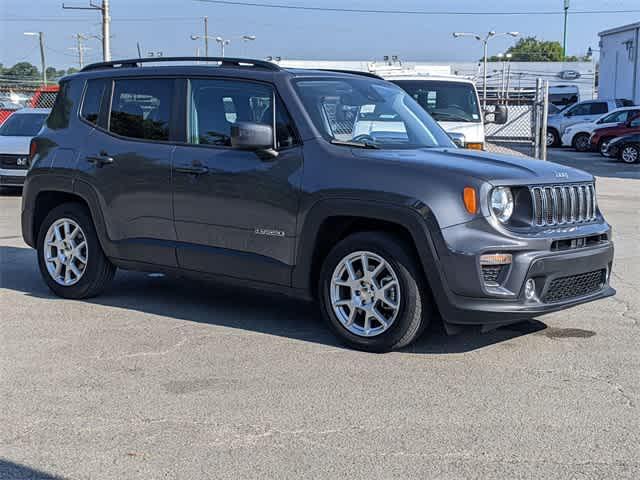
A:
[[490, 187, 514, 223]]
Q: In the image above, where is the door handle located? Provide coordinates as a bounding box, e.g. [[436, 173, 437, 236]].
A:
[[86, 154, 114, 167], [175, 165, 209, 175]]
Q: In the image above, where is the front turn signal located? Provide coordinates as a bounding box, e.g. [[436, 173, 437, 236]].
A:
[[463, 187, 478, 214]]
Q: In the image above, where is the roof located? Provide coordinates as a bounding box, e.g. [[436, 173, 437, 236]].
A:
[[599, 22, 640, 37], [13, 108, 51, 114], [381, 74, 475, 84]]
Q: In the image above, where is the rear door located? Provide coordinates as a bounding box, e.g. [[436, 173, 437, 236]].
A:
[[171, 77, 303, 285], [562, 102, 608, 130], [76, 76, 179, 266]]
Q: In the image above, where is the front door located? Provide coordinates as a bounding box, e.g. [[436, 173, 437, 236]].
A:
[[172, 78, 302, 285], [76, 76, 179, 266]]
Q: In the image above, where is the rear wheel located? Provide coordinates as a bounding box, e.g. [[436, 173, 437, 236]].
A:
[[572, 133, 591, 152], [318, 232, 432, 352], [37, 202, 115, 299], [620, 144, 640, 164], [546, 129, 560, 147]]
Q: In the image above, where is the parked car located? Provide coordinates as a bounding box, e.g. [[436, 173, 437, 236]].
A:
[[22, 57, 615, 352], [561, 106, 640, 151], [602, 133, 640, 163], [381, 74, 490, 150], [0, 108, 50, 188], [590, 113, 640, 156], [0, 101, 23, 126], [547, 98, 634, 147]]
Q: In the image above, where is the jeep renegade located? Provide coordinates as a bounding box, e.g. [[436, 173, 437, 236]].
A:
[[21, 57, 615, 352]]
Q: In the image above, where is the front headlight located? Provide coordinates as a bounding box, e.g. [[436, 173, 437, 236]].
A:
[[490, 187, 514, 223]]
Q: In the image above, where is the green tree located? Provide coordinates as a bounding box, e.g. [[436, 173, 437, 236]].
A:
[[487, 37, 587, 62], [4, 62, 40, 78], [66, 67, 79, 75]]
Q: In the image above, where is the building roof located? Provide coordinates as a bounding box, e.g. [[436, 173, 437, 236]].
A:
[[599, 22, 640, 37]]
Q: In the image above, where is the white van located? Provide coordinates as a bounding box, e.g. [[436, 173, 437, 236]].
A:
[[382, 74, 485, 150]]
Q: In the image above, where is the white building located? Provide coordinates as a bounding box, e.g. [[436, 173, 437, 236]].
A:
[[598, 22, 640, 103]]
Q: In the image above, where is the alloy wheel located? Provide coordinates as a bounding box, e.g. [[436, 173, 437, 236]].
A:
[[330, 251, 401, 337], [44, 218, 88, 286], [621, 146, 639, 164]]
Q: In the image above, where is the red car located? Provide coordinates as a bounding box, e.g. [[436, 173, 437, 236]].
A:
[[590, 112, 640, 155]]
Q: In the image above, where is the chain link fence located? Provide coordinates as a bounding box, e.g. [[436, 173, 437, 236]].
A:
[[0, 81, 59, 109], [482, 79, 549, 160]]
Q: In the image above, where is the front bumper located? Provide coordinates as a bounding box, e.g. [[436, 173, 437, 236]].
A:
[[561, 131, 574, 147], [435, 218, 615, 325], [0, 167, 27, 186]]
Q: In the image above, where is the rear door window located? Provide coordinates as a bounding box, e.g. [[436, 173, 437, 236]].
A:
[[590, 102, 608, 115], [81, 78, 109, 126], [109, 78, 174, 141]]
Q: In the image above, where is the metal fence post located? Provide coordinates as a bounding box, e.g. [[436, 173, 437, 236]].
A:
[[540, 80, 549, 161], [533, 78, 541, 159]]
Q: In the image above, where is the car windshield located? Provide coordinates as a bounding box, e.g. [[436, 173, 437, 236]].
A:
[[390, 80, 481, 123], [293, 77, 454, 149], [0, 112, 48, 136]]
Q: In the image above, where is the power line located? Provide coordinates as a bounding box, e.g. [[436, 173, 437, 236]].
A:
[[194, 0, 640, 16]]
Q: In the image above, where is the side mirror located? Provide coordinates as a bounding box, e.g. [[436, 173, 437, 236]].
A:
[[447, 132, 466, 148], [485, 105, 508, 125], [230, 121, 278, 158]]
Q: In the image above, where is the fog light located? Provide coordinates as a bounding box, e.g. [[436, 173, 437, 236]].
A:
[[525, 279, 537, 300]]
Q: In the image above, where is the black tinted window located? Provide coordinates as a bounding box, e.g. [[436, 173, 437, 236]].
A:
[[81, 79, 109, 125], [47, 82, 71, 129], [590, 102, 608, 115], [110, 79, 173, 141]]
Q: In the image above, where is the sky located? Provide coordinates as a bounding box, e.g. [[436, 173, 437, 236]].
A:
[[1, 0, 639, 70]]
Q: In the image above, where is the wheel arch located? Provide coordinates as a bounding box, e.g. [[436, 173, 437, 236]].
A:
[[292, 199, 450, 310]]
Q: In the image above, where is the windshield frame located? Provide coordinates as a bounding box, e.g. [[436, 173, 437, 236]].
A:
[[291, 76, 455, 150], [0, 112, 49, 137]]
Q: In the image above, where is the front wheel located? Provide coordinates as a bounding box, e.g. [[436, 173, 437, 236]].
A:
[[37, 202, 116, 299], [318, 232, 432, 352], [620, 144, 640, 164], [572, 133, 591, 152]]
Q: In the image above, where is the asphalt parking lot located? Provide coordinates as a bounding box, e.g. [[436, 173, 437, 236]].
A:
[[1, 150, 639, 479]]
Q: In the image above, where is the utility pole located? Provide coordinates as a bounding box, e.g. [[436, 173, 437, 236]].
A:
[[204, 16, 209, 57], [562, 0, 570, 60], [70, 33, 90, 68], [62, 0, 111, 61], [24, 32, 47, 85]]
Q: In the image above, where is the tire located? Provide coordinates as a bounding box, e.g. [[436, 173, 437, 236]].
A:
[[546, 129, 560, 148], [620, 144, 640, 164], [572, 133, 591, 152], [318, 232, 432, 352], [598, 137, 613, 157], [37, 202, 116, 299]]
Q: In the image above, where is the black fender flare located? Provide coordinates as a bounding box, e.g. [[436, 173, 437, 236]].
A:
[[291, 198, 455, 315]]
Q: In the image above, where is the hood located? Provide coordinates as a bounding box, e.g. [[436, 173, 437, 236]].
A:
[[594, 123, 628, 135], [0, 136, 31, 155], [564, 121, 594, 131], [351, 147, 593, 185]]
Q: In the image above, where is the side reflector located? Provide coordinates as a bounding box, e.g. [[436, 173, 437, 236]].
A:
[[466, 142, 484, 150], [463, 187, 478, 214], [29, 139, 37, 161], [480, 253, 513, 265]]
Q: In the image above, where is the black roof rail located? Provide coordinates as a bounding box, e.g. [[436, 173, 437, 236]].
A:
[[81, 56, 281, 72], [320, 69, 383, 80]]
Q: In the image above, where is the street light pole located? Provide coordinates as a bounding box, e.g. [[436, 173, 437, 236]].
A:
[[562, 0, 570, 60], [204, 16, 209, 57], [453, 31, 519, 111], [24, 32, 46, 85]]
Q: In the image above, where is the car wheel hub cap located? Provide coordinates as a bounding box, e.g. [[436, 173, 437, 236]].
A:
[[44, 218, 88, 286], [622, 147, 637, 163], [330, 251, 400, 338]]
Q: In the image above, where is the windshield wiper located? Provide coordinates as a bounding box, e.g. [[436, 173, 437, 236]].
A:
[[330, 139, 380, 149]]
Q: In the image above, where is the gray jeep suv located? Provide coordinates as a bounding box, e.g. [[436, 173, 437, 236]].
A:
[[21, 57, 615, 352]]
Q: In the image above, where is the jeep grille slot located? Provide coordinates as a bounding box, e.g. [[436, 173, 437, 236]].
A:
[[530, 183, 596, 227]]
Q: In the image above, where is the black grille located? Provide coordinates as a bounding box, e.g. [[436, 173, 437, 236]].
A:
[[0, 154, 29, 170], [542, 269, 606, 303], [482, 265, 505, 285]]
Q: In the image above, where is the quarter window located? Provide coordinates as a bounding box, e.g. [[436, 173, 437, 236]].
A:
[[109, 78, 174, 141], [590, 102, 608, 115]]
